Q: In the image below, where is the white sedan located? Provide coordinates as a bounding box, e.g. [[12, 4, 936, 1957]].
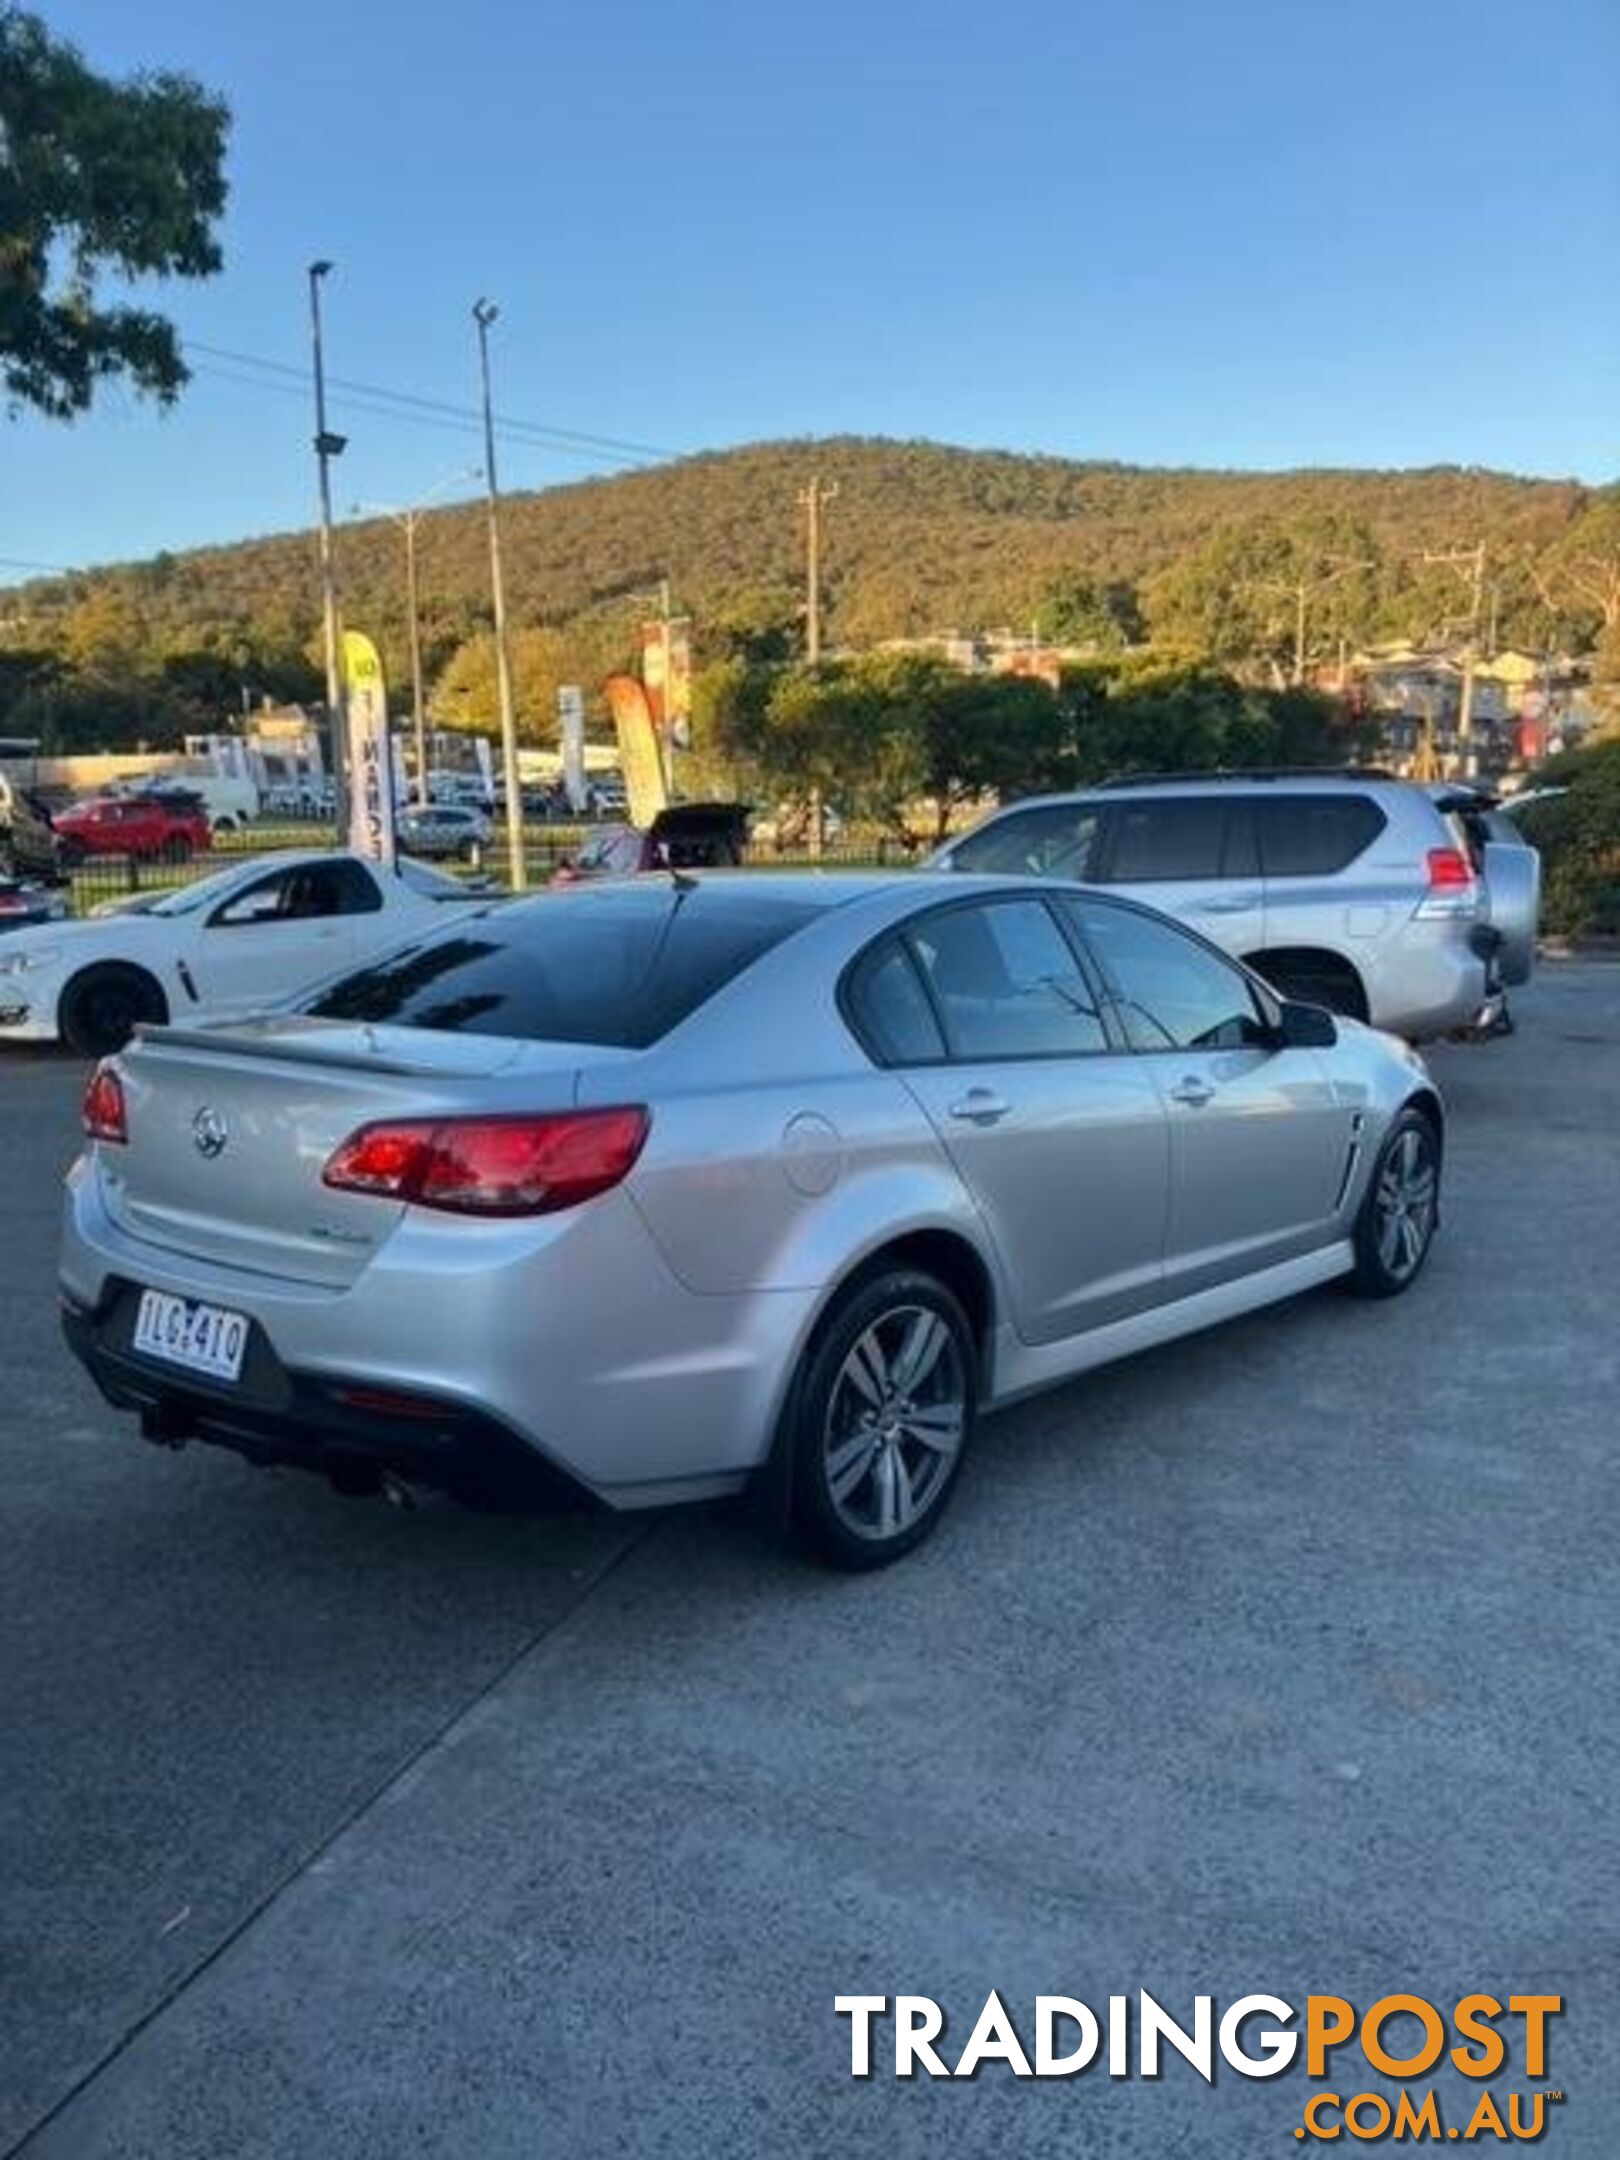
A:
[[0, 851, 489, 1056]]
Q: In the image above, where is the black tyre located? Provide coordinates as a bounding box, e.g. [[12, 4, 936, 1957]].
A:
[[787, 1268, 976, 1570], [160, 835, 193, 865], [59, 965, 168, 1057], [56, 837, 86, 869], [1351, 1108, 1440, 1297]]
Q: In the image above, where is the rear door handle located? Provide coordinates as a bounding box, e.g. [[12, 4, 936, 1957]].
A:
[[948, 1088, 1010, 1126], [1169, 1076, 1216, 1108], [1195, 892, 1260, 914]]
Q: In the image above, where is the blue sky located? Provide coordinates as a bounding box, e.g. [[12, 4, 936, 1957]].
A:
[[5, 0, 1617, 579]]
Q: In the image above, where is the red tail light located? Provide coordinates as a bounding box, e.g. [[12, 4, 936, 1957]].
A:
[[322, 1107, 649, 1217], [1425, 846, 1474, 890], [82, 1063, 127, 1144]]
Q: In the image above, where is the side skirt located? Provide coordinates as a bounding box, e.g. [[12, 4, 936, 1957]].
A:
[[986, 1240, 1355, 1409]]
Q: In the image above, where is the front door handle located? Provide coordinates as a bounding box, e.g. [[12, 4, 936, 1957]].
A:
[[948, 1088, 1010, 1126], [1169, 1076, 1216, 1108]]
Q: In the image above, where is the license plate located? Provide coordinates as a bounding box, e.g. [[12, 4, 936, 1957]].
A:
[[132, 1289, 249, 1383]]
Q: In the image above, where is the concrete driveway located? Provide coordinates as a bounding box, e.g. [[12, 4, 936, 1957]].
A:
[[3, 964, 1617, 2156]]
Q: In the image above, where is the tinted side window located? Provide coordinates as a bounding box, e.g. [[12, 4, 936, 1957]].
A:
[[1257, 795, 1385, 877], [844, 939, 946, 1064], [310, 860, 383, 914], [907, 900, 1108, 1059], [1065, 900, 1261, 1052], [951, 804, 1101, 879], [1103, 798, 1228, 881]]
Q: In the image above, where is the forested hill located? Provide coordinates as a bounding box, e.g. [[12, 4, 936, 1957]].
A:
[[2, 438, 1613, 748]]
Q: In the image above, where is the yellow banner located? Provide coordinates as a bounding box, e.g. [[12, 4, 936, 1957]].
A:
[[341, 630, 398, 867]]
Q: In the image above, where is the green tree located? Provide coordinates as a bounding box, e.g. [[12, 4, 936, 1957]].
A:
[[1147, 517, 1381, 681], [0, 7, 230, 418], [1034, 574, 1143, 649]]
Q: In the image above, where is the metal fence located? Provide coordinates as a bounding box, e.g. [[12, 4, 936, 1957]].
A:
[[59, 823, 914, 919]]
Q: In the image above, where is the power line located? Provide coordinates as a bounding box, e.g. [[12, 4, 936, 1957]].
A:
[[184, 340, 679, 464], [189, 360, 653, 471]]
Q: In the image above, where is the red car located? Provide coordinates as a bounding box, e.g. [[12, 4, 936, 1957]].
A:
[[53, 792, 212, 867]]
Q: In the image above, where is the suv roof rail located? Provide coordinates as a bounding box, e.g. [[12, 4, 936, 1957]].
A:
[[1094, 766, 1398, 789]]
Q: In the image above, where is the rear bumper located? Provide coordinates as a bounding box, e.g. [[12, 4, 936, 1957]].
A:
[[60, 1287, 596, 1508], [59, 1156, 819, 1508], [1361, 926, 1490, 1041]]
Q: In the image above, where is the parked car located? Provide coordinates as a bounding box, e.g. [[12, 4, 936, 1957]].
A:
[[0, 772, 62, 881], [928, 769, 1535, 1040], [0, 850, 484, 1056], [0, 876, 68, 933], [396, 804, 491, 860], [552, 803, 751, 882], [135, 773, 262, 833], [53, 792, 212, 868], [61, 873, 1444, 1567]]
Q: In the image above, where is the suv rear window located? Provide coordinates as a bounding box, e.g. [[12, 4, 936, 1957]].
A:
[[1256, 795, 1385, 876], [305, 885, 825, 1047], [1102, 798, 1228, 881]]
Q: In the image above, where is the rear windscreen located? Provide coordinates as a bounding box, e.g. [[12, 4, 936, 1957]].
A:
[[304, 885, 826, 1047]]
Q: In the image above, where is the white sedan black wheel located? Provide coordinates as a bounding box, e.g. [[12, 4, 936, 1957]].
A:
[[790, 1268, 975, 1569]]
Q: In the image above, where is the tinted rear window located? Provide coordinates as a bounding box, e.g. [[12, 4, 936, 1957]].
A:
[[304, 886, 825, 1047], [1103, 798, 1228, 881], [1256, 795, 1385, 876]]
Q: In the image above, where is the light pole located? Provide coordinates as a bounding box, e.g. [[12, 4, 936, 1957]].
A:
[[353, 470, 479, 807], [307, 261, 348, 828], [473, 299, 525, 890]]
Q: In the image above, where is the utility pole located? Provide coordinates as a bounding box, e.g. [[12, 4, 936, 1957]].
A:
[[473, 299, 526, 891], [1426, 542, 1487, 776], [402, 511, 426, 809], [798, 474, 838, 859], [799, 473, 838, 665], [307, 261, 348, 829], [354, 470, 478, 808]]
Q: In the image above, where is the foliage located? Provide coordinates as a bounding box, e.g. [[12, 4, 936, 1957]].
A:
[[1033, 574, 1142, 649], [1, 441, 1612, 751], [689, 649, 1364, 843], [1145, 515, 1382, 679], [1513, 735, 1620, 937], [0, 6, 229, 418]]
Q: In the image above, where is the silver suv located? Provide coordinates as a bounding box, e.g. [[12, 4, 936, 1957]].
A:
[[929, 771, 1539, 1040]]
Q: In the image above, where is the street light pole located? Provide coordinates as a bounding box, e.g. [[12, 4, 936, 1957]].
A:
[[307, 261, 348, 830], [473, 299, 525, 891]]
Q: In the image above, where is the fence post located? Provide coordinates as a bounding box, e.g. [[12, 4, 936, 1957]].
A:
[[124, 853, 140, 896]]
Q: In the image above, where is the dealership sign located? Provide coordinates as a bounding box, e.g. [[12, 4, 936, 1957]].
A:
[[342, 630, 397, 869]]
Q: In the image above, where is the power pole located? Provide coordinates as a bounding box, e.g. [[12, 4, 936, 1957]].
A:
[[799, 473, 839, 666], [798, 474, 838, 859], [403, 511, 426, 808], [473, 299, 526, 891], [1426, 542, 1488, 776], [307, 261, 347, 830]]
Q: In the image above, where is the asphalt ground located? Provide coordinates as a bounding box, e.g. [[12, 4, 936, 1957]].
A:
[[2, 963, 1617, 2157]]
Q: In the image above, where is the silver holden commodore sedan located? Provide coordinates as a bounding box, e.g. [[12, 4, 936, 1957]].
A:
[[60, 874, 1444, 1568]]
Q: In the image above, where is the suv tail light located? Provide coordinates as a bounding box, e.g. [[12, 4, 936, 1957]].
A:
[[83, 1063, 127, 1143], [1426, 847, 1474, 889], [322, 1108, 649, 1217], [1415, 845, 1478, 919]]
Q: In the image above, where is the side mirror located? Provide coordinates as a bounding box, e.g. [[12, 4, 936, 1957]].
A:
[[1276, 998, 1338, 1049]]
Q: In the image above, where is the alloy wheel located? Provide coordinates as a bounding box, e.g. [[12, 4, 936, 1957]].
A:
[[821, 1302, 967, 1541], [1373, 1126, 1437, 1283]]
